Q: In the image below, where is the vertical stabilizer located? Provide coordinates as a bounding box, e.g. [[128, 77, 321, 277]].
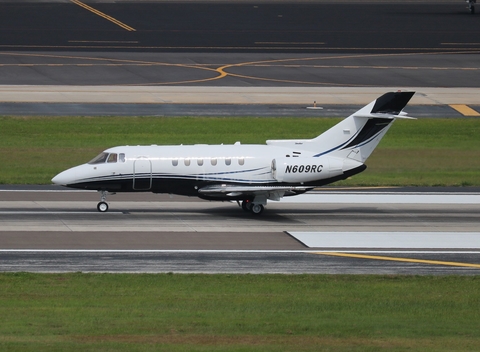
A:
[[312, 91, 415, 162]]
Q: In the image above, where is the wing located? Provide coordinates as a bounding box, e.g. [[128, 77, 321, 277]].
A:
[[198, 184, 312, 201]]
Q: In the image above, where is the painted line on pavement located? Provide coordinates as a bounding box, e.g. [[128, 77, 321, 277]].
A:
[[288, 232, 480, 249], [71, 0, 136, 31], [0, 211, 122, 215], [314, 252, 480, 269], [281, 192, 480, 204], [449, 104, 480, 116], [0, 249, 480, 254]]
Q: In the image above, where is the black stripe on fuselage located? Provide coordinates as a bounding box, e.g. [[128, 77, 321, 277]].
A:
[[341, 118, 392, 150], [64, 165, 367, 199]]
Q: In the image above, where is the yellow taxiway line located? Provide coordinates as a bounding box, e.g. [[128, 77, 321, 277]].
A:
[[314, 252, 480, 269], [71, 0, 136, 32], [450, 104, 480, 116]]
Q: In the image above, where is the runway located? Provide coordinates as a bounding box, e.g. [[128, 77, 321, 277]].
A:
[[1, 1, 479, 274], [1, 187, 479, 274]]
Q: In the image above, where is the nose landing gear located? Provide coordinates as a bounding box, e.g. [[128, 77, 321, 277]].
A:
[[97, 190, 110, 212]]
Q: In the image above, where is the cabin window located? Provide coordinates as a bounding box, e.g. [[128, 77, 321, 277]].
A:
[[107, 153, 118, 163], [172, 159, 178, 166], [225, 158, 231, 166], [88, 152, 109, 165], [211, 159, 217, 166], [119, 153, 125, 163], [197, 159, 203, 166], [238, 158, 245, 166], [184, 159, 191, 166]]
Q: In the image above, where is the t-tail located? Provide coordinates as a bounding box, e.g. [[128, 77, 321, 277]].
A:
[[267, 91, 415, 185], [311, 91, 415, 162]]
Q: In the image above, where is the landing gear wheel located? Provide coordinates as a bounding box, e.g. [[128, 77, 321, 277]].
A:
[[250, 203, 264, 215], [242, 200, 253, 212], [97, 201, 109, 212]]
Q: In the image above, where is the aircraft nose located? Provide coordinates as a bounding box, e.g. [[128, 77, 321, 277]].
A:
[[52, 164, 89, 186], [52, 169, 76, 186], [51, 171, 68, 185]]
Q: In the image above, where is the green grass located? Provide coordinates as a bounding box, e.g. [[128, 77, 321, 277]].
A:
[[1, 116, 479, 185], [1, 273, 480, 351]]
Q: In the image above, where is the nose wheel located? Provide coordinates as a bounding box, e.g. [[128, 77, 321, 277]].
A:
[[97, 190, 109, 212], [97, 201, 109, 212]]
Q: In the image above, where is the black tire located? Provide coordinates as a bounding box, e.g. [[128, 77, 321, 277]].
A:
[[97, 201, 109, 212], [250, 203, 264, 215], [242, 200, 253, 212]]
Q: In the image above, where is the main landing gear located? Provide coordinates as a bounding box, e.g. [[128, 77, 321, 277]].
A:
[[468, 0, 476, 14], [240, 199, 265, 215], [97, 190, 110, 212]]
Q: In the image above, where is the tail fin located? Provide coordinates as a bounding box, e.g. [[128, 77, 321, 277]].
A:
[[370, 91, 416, 115], [312, 91, 415, 162]]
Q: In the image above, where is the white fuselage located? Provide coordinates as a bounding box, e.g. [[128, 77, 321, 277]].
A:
[[52, 143, 362, 199]]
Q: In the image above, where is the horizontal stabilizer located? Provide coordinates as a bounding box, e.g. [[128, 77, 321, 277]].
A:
[[371, 91, 415, 115], [354, 114, 417, 120]]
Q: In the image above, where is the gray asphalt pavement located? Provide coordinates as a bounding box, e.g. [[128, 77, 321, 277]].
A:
[[1, 1, 479, 274], [1, 187, 479, 274], [0, 101, 475, 117], [2, 251, 480, 275], [1, 1, 477, 54]]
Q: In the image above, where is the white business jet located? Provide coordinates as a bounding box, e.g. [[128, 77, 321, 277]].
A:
[[52, 91, 415, 214]]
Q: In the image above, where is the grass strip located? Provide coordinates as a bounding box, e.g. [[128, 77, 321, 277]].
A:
[[0, 116, 479, 186], [1, 273, 480, 351]]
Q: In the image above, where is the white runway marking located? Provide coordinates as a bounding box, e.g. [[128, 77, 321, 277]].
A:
[[1, 189, 479, 204], [0, 189, 95, 193], [281, 192, 480, 204], [0, 249, 480, 254], [0, 211, 122, 215], [288, 232, 480, 249]]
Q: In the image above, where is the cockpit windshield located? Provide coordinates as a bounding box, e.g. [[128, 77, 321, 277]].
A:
[[107, 153, 117, 163], [88, 152, 109, 165], [88, 152, 125, 165]]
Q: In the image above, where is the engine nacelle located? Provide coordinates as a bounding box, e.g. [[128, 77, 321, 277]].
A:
[[272, 157, 345, 183]]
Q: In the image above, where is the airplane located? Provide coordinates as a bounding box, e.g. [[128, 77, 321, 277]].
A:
[[52, 91, 415, 215]]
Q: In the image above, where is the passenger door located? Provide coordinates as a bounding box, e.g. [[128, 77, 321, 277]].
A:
[[133, 157, 152, 190]]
